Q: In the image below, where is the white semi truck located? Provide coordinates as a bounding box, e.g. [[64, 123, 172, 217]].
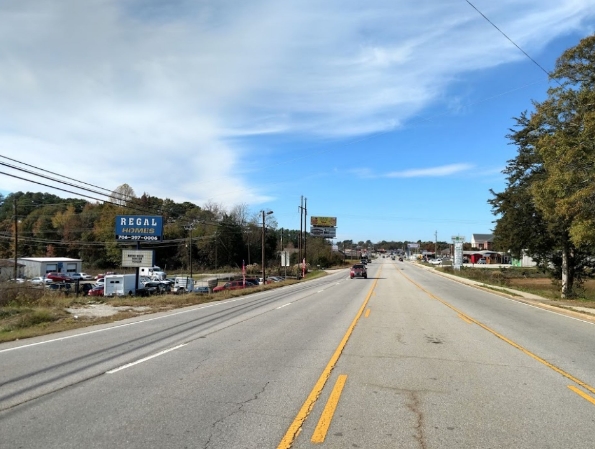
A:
[[139, 266, 167, 281]]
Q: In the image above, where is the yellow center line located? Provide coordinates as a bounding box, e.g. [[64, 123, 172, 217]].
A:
[[277, 266, 382, 449], [458, 313, 473, 324], [311, 374, 348, 443], [568, 386, 595, 406], [396, 265, 595, 397]]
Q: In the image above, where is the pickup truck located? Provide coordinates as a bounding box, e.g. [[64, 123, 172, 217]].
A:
[[350, 263, 367, 279]]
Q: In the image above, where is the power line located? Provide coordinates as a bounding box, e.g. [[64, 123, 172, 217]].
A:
[[464, 0, 560, 85]]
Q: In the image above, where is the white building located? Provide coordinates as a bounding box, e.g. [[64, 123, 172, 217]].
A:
[[17, 257, 82, 278]]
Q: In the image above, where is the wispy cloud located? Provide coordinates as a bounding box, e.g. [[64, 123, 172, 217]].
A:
[[385, 163, 475, 178]]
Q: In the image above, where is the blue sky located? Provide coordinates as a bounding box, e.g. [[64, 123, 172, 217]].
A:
[[1, 0, 594, 243]]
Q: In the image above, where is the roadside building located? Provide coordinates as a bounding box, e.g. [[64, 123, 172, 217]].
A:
[[471, 234, 494, 250], [0, 259, 25, 281], [17, 257, 82, 278]]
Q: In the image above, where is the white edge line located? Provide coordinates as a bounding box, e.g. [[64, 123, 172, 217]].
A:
[[106, 343, 188, 374], [276, 303, 291, 309], [1, 276, 342, 354]]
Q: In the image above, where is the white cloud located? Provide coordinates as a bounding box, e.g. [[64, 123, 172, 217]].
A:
[[386, 163, 475, 178], [0, 0, 593, 207]]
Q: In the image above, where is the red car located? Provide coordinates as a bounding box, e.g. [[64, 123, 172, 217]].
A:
[[88, 285, 104, 296], [46, 272, 73, 282], [350, 264, 367, 279], [213, 280, 254, 292]]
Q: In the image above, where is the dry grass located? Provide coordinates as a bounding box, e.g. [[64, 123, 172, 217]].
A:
[[0, 272, 331, 343]]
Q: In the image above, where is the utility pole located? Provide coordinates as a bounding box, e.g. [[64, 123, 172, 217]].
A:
[[435, 230, 438, 259], [298, 196, 303, 263], [184, 223, 196, 281], [262, 210, 274, 283], [303, 197, 307, 267], [13, 198, 18, 280]]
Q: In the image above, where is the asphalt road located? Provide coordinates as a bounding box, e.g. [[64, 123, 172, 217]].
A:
[[1, 258, 595, 448]]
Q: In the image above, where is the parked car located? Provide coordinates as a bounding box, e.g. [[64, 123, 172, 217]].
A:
[[213, 280, 255, 292], [47, 282, 71, 291], [78, 272, 94, 280], [429, 258, 442, 265], [478, 258, 487, 264], [68, 273, 85, 281], [194, 286, 210, 294], [46, 272, 73, 282], [88, 285, 104, 296], [29, 276, 53, 285]]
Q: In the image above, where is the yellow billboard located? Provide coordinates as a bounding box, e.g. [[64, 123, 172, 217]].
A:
[[310, 216, 337, 227]]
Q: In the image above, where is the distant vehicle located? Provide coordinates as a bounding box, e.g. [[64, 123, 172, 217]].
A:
[[104, 274, 137, 296], [213, 280, 254, 292], [478, 258, 487, 264], [79, 272, 94, 280], [350, 264, 367, 279], [194, 286, 210, 294], [139, 266, 167, 280], [172, 276, 194, 294], [95, 272, 116, 280], [68, 273, 85, 281], [29, 277, 53, 285], [88, 285, 104, 296], [429, 258, 442, 265], [46, 272, 73, 282], [48, 282, 71, 291]]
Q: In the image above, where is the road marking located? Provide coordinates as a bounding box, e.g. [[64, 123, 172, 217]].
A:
[[365, 308, 371, 318], [311, 375, 348, 443], [317, 290, 324, 293], [458, 313, 473, 324], [106, 343, 188, 374], [277, 266, 382, 449], [568, 386, 595, 406], [397, 266, 595, 397], [276, 303, 291, 309]]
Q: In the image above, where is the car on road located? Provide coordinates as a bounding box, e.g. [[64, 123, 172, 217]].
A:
[[46, 272, 73, 282], [350, 263, 367, 279]]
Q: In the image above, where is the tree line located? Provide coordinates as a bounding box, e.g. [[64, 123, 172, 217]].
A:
[[0, 188, 343, 273]]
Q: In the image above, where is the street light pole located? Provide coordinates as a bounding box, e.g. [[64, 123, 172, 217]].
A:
[[261, 210, 273, 284]]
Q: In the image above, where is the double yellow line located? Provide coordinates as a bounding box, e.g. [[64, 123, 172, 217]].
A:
[[397, 266, 595, 404], [277, 267, 381, 448]]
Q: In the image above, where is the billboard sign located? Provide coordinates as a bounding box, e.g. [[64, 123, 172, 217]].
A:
[[407, 243, 420, 248], [122, 250, 155, 267], [310, 216, 337, 227], [116, 215, 163, 241], [310, 226, 337, 238]]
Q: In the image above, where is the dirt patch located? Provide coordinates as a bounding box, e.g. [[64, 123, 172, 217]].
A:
[[65, 304, 152, 318]]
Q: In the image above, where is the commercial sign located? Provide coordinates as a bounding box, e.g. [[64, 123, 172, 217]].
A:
[[122, 250, 155, 267], [310, 216, 337, 227], [115, 215, 163, 241], [310, 226, 337, 238], [407, 243, 420, 248]]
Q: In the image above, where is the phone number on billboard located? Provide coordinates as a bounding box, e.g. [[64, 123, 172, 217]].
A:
[[117, 235, 160, 241]]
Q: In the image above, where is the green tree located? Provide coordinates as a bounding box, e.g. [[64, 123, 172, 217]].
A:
[[490, 34, 595, 298]]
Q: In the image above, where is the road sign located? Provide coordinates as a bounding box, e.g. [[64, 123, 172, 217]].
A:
[[310, 217, 337, 227], [310, 226, 337, 238]]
